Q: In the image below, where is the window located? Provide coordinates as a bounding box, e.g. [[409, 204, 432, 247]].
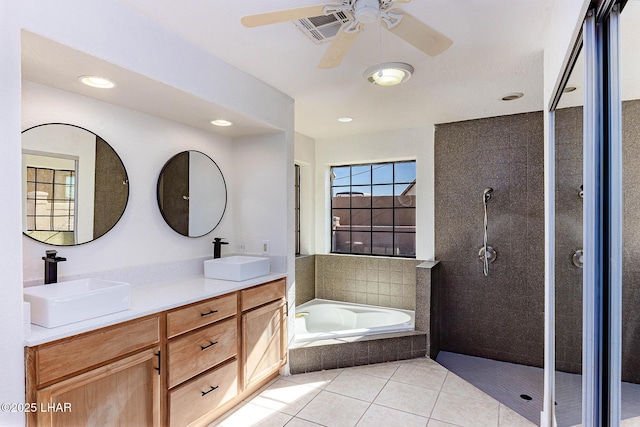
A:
[[330, 161, 416, 257], [294, 164, 301, 255], [25, 167, 76, 232]]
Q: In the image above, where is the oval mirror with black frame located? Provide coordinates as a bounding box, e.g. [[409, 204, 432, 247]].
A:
[[21, 123, 129, 246], [157, 150, 227, 237]]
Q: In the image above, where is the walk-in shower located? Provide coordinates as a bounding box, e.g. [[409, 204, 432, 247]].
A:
[[478, 187, 496, 276]]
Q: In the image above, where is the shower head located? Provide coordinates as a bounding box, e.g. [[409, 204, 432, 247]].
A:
[[483, 187, 493, 202]]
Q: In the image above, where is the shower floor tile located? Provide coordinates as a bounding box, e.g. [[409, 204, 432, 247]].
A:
[[435, 351, 640, 426], [210, 358, 534, 427]]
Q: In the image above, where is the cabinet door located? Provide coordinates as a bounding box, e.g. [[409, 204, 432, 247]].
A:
[[35, 347, 161, 427], [242, 298, 286, 389]]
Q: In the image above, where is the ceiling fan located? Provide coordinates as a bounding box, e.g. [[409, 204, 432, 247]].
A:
[[241, 0, 453, 69]]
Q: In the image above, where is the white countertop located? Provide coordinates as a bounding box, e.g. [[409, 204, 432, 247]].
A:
[[24, 272, 286, 347]]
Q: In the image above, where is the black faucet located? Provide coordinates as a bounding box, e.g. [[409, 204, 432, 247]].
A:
[[212, 238, 229, 259], [42, 250, 66, 284]]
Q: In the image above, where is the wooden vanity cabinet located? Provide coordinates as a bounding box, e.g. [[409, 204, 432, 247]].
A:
[[25, 315, 161, 427], [25, 277, 287, 427], [241, 278, 287, 390]]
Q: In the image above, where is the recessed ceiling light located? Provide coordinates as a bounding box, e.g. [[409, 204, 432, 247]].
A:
[[364, 62, 414, 87], [338, 117, 353, 123], [501, 92, 524, 101], [78, 75, 116, 89], [210, 119, 233, 127], [563, 86, 577, 93]]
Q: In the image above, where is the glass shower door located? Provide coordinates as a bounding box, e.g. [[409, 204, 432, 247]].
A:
[[554, 45, 585, 427]]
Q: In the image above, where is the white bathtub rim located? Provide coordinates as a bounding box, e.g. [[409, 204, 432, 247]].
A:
[[294, 298, 415, 343]]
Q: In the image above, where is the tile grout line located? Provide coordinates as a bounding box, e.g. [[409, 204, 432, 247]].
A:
[[352, 364, 401, 427]]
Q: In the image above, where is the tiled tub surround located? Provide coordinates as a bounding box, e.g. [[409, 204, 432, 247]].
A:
[[289, 332, 429, 374], [315, 254, 421, 311], [555, 101, 640, 383], [295, 254, 315, 306], [289, 260, 440, 373], [434, 112, 546, 367]]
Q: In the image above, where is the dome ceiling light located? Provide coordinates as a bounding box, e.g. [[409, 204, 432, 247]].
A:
[[364, 62, 414, 86]]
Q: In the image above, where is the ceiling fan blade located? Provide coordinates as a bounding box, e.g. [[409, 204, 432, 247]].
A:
[[318, 25, 360, 69], [241, 5, 329, 28], [386, 11, 452, 56]]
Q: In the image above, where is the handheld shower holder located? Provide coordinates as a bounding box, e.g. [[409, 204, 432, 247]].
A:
[[478, 246, 497, 265]]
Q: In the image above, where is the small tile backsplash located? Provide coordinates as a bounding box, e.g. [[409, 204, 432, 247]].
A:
[[315, 254, 420, 311]]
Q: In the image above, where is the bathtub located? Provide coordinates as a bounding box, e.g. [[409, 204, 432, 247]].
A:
[[294, 299, 414, 342]]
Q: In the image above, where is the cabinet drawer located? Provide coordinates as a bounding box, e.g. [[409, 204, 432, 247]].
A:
[[167, 293, 237, 338], [36, 316, 160, 386], [241, 278, 285, 312], [169, 360, 238, 427], [168, 318, 237, 388]]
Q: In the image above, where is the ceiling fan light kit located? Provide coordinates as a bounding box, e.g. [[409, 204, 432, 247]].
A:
[[364, 62, 413, 86], [354, 0, 380, 23]]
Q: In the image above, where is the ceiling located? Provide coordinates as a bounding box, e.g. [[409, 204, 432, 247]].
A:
[[110, 0, 554, 139], [21, 2, 640, 140]]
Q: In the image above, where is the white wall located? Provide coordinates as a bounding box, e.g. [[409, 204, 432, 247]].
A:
[[294, 132, 316, 255], [314, 126, 435, 261], [0, 2, 26, 425], [231, 133, 292, 258]]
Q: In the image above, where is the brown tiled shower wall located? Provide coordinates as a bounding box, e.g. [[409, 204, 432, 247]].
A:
[[434, 106, 640, 384], [434, 112, 546, 368]]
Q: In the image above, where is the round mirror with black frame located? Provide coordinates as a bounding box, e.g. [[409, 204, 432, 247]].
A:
[[21, 123, 129, 246], [157, 150, 227, 237]]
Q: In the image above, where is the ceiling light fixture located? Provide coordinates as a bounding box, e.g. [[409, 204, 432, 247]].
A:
[[364, 62, 414, 87], [78, 75, 116, 89], [338, 117, 353, 123], [210, 119, 233, 127], [501, 92, 524, 101]]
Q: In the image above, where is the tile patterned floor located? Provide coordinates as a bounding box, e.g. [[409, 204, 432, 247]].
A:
[[210, 357, 537, 427]]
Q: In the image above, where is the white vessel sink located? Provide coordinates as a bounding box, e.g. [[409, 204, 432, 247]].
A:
[[204, 256, 270, 281], [24, 278, 131, 328]]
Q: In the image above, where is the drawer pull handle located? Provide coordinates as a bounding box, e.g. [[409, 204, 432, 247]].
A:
[[201, 341, 218, 351], [200, 309, 219, 317], [201, 385, 219, 396]]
